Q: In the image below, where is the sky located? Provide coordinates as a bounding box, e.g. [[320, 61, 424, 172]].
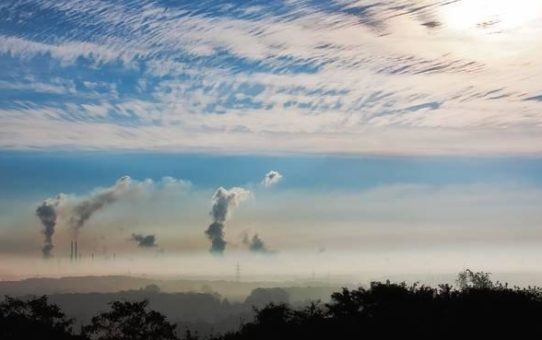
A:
[[1, 0, 542, 281]]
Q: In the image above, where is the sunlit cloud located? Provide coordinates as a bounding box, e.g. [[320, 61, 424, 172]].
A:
[[0, 0, 541, 154]]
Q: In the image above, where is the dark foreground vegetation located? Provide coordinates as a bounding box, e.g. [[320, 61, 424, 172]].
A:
[[2, 270, 542, 339]]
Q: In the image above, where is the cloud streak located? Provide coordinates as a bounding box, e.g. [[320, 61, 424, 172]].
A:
[[1, 0, 542, 155]]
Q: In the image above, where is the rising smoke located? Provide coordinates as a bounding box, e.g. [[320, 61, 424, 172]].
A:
[[36, 176, 188, 258], [35, 194, 65, 258], [206, 222, 226, 254], [205, 187, 251, 254], [243, 233, 273, 254], [131, 233, 157, 248], [69, 176, 132, 234]]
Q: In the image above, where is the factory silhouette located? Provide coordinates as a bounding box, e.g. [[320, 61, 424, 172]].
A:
[[67, 240, 115, 262]]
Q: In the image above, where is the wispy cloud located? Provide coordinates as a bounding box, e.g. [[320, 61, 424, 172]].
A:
[[1, 0, 541, 154]]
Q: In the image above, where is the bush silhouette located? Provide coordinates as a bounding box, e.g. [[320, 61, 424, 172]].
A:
[[82, 300, 179, 340], [215, 271, 542, 339], [456, 269, 494, 289], [4, 270, 542, 339], [244, 288, 289, 307], [0, 295, 80, 340]]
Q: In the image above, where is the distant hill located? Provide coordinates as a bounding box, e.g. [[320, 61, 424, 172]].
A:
[[0, 275, 340, 302], [0, 276, 341, 337]]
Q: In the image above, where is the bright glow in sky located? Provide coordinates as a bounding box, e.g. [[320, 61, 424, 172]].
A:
[[441, 0, 542, 33]]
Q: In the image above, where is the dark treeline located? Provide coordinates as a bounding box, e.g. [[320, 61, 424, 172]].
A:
[[3, 270, 542, 339], [31, 285, 321, 336]]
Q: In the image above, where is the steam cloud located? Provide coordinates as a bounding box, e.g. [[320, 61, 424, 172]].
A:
[[131, 233, 157, 248], [262, 170, 283, 187], [243, 233, 273, 254], [35, 195, 65, 258], [205, 187, 251, 254]]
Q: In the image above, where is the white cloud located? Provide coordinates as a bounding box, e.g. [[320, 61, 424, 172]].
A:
[[262, 171, 283, 187], [1, 0, 542, 154]]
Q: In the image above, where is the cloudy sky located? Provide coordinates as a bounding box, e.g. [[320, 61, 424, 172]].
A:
[[1, 0, 542, 154], [1, 0, 542, 280]]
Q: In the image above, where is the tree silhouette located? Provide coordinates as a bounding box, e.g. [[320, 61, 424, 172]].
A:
[[182, 329, 200, 340], [456, 269, 494, 289], [244, 288, 289, 307], [0, 295, 80, 340], [82, 300, 178, 340], [214, 270, 542, 339], [4, 270, 542, 340]]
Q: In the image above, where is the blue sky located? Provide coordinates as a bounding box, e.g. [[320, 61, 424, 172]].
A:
[[1, 151, 542, 261], [1, 0, 542, 278], [2, 152, 542, 198]]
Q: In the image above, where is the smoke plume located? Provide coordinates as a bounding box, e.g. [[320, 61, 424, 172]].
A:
[[205, 187, 251, 254], [36, 176, 189, 256], [243, 233, 273, 254], [35, 194, 65, 258], [262, 170, 283, 187], [206, 222, 226, 254], [69, 176, 132, 234], [131, 233, 157, 248]]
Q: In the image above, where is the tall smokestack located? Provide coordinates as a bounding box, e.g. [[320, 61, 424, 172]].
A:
[[74, 241, 78, 261], [70, 241, 74, 261]]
